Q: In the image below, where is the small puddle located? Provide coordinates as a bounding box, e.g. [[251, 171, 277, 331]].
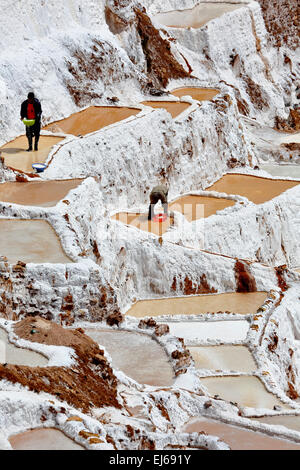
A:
[[182, 417, 300, 450], [85, 329, 174, 386], [141, 101, 191, 118], [127, 292, 268, 318], [44, 106, 140, 136], [0, 135, 64, 173], [200, 376, 290, 410], [250, 415, 300, 434], [261, 164, 300, 179], [113, 194, 236, 235], [0, 179, 83, 207], [207, 174, 299, 204], [0, 219, 73, 264], [161, 320, 249, 343], [154, 3, 244, 29], [189, 345, 256, 373], [9, 428, 84, 450], [171, 87, 219, 101], [0, 328, 48, 367]]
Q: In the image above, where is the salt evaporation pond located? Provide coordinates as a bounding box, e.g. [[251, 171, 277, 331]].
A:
[[0, 220, 73, 264], [261, 164, 300, 179], [9, 428, 84, 450], [127, 292, 268, 317], [113, 194, 236, 235], [190, 345, 256, 373], [141, 101, 191, 118], [0, 135, 64, 173], [250, 415, 300, 434], [200, 376, 290, 410], [85, 329, 174, 386], [207, 174, 299, 204], [171, 87, 219, 101], [153, 2, 244, 29], [0, 328, 48, 367], [182, 417, 300, 450], [44, 106, 140, 136], [0, 179, 83, 207], [161, 320, 249, 343]]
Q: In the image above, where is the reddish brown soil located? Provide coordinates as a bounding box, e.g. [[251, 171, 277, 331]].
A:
[[234, 261, 257, 293], [257, 0, 299, 50], [134, 8, 191, 88], [0, 317, 120, 413]]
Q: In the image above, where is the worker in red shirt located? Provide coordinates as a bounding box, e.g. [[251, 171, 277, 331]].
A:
[[20, 92, 42, 151]]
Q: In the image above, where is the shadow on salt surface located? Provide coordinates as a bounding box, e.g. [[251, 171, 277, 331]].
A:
[[0, 179, 83, 207], [127, 292, 268, 318], [260, 164, 300, 179], [160, 320, 249, 343], [200, 376, 290, 410], [43, 106, 141, 136], [0, 135, 64, 174], [0, 219, 73, 264], [9, 428, 84, 450], [0, 328, 47, 367], [189, 345, 256, 373], [182, 417, 300, 450], [207, 174, 299, 204], [85, 329, 174, 386]]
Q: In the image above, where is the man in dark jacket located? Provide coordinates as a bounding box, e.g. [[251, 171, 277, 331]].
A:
[[20, 92, 42, 151], [148, 184, 169, 220]]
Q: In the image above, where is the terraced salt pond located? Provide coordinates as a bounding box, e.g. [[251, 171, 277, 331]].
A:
[[171, 87, 219, 101], [207, 174, 299, 204], [261, 164, 300, 179], [190, 345, 256, 373], [85, 329, 174, 386], [127, 292, 268, 317], [0, 220, 72, 264], [44, 106, 141, 136], [141, 101, 191, 118], [0, 179, 83, 207], [9, 428, 84, 450], [164, 320, 250, 343], [250, 415, 300, 434], [200, 376, 290, 410], [182, 417, 300, 450], [0, 135, 64, 173], [0, 328, 47, 367], [113, 194, 236, 235], [153, 2, 244, 29]]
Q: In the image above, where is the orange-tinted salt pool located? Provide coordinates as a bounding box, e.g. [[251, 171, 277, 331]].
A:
[[126, 292, 268, 318], [0, 179, 83, 207], [207, 174, 299, 204], [141, 101, 191, 118], [113, 194, 236, 235], [0, 135, 64, 173], [171, 87, 219, 101], [44, 106, 141, 136]]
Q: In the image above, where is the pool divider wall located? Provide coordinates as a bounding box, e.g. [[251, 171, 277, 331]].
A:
[[246, 285, 300, 404]]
